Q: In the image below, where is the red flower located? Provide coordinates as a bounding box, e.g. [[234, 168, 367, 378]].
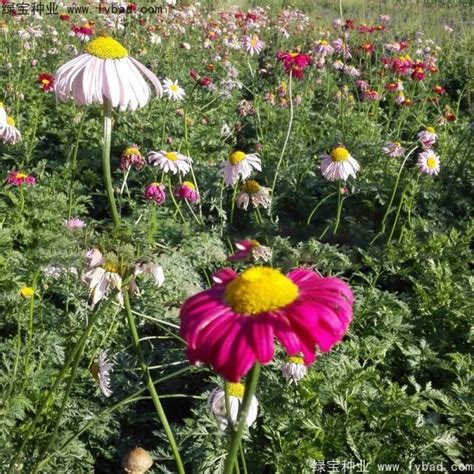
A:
[[411, 63, 426, 81], [345, 19, 355, 30], [276, 51, 311, 79], [433, 85, 446, 95], [59, 13, 70, 21], [199, 76, 213, 88], [128, 2, 137, 11], [37, 73, 55, 92], [361, 42, 375, 54]]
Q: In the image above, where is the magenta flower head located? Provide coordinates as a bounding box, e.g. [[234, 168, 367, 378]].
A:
[[7, 170, 36, 186], [179, 266, 354, 382], [120, 144, 146, 171], [144, 182, 166, 204], [174, 181, 199, 203], [227, 240, 272, 263]]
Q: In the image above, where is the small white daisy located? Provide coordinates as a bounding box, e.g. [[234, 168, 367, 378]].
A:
[[90, 350, 113, 397], [236, 180, 272, 210], [208, 382, 258, 431], [383, 141, 405, 158], [148, 150, 192, 175], [0, 102, 22, 145], [163, 78, 186, 101], [220, 150, 262, 187], [242, 34, 264, 56], [281, 356, 307, 384], [320, 146, 360, 182], [417, 150, 440, 175]]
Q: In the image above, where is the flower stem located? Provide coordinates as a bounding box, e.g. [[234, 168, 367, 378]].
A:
[[102, 99, 120, 228], [271, 72, 294, 214], [223, 363, 261, 474], [123, 289, 185, 474], [307, 191, 338, 225], [333, 183, 344, 235]]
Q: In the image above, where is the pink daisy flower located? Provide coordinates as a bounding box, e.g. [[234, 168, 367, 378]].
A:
[[144, 182, 166, 204], [320, 146, 360, 182], [174, 181, 200, 203], [417, 150, 440, 175], [383, 142, 405, 158], [179, 266, 354, 382], [242, 34, 264, 56], [64, 217, 86, 229], [417, 127, 437, 149], [314, 39, 334, 56], [7, 170, 36, 186], [227, 240, 272, 263], [120, 145, 146, 171]]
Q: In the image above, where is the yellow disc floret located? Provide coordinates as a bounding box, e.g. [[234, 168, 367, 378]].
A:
[[426, 157, 437, 168], [15, 172, 27, 179], [20, 286, 35, 298], [229, 151, 246, 165], [164, 152, 178, 161], [183, 181, 195, 190], [124, 147, 140, 156], [426, 126, 435, 134], [319, 40, 329, 46], [330, 146, 350, 162], [228, 382, 245, 398], [85, 36, 128, 59], [104, 261, 118, 273], [225, 266, 299, 315], [287, 356, 304, 365], [7, 116, 15, 126], [242, 180, 260, 194]]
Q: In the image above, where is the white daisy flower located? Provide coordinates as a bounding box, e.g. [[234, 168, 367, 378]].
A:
[[242, 34, 264, 56], [281, 356, 307, 384], [90, 350, 113, 397], [0, 102, 22, 145], [208, 382, 258, 431], [417, 150, 440, 175], [54, 36, 163, 111], [148, 150, 192, 175], [236, 180, 272, 210], [220, 150, 262, 187], [320, 146, 360, 182], [129, 262, 165, 296], [82, 249, 123, 309], [163, 78, 186, 101]]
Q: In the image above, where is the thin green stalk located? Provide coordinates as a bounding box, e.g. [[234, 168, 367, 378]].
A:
[[370, 146, 418, 245], [271, 72, 294, 209], [102, 99, 120, 228], [123, 289, 185, 474], [229, 184, 239, 224], [167, 177, 186, 224], [307, 191, 338, 225], [23, 273, 39, 374], [239, 440, 248, 474], [11, 295, 116, 468], [333, 183, 344, 235], [223, 363, 261, 474], [386, 188, 407, 244]]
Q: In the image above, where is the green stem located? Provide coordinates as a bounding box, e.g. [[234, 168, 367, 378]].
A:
[[230, 183, 239, 224], [167, 177, 186, 224], [102, 99, 120, 228], [333, 183, 344, 235], [11, 295, 115, 468], [67, 112, 86, 219], [307, 191, 338, 225], [123, 289, 185, 474], [223, 363, 261, 474], [271, 72, 294, 211]]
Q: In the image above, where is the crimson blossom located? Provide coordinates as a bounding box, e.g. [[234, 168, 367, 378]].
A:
[[179, 266, 354, 381]]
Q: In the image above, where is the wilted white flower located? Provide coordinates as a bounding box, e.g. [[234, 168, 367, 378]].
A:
[[90, 350, 113, 397], [281, 356, 307, 384]]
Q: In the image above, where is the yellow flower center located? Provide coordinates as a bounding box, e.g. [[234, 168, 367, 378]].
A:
[[183, 181, 195, 190], [289, 52, 299, 57], [426, 157, 437, 168], [169, 84, 179, 92], [250, 35, 258, 47], [242, 180, 260, 194], [228, 382, 245, 398], [330, 147, 350, 162], [85, 36, 128, 60], [7, 116, 15, 126], [41, 79, 50, 85], [0, 101, 3, 107], [165, 152, 178, 161], [124, 147, 140, 156], [426, 127, 435, 133], [104, 261, 118, 273], [319, 40, 328, 46], [394, 141, 401, 147], [229, 151, 246, 165], [250, 239, 260, 247], [287, 356, 304, 365], [15, 172, 28, 179], [20, 286, 35, 298], [224, 267, 299, 315]]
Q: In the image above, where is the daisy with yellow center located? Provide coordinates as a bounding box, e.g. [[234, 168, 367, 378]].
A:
[[54, 36, 163, 111], [0, 102, 22, 145], [227, 239, 273, 263], [208, 382, 259, 431], [417, 150, 440, 176], [417, 127, 437, 149], [163, 78, 186, 101], [148, 150, 192, 175], [242, 34, 264, 56], [20, 287, 35, 298], [221, 150, 262, 186], [281, 355, 307, 383], [320, 146, 360, 181], [180, 265, 354, 382], [314, 39, 334, 56], [236, 179, 272, 210]]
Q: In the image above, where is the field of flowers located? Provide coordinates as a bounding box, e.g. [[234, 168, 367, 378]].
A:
[[0, 0, 473, 472]]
